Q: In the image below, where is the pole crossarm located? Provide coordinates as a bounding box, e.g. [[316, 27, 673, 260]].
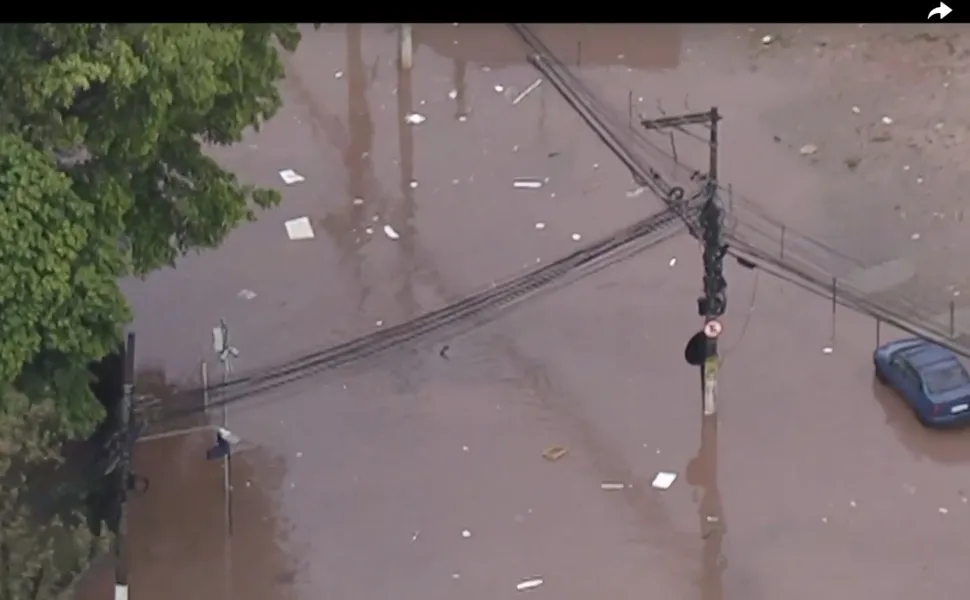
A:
[[640, 110, 722, 131]]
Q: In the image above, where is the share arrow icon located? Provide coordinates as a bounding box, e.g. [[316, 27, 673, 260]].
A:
[[928, 2, 952, 18]]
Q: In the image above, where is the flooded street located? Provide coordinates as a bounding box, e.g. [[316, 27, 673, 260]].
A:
[[108, 24, 970, 600]]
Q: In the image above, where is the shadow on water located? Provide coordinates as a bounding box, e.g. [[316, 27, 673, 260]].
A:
[[686, 416, 727, 600], [133, 367, 206, 437], [126, 430, 299, 600], [413, 23, 682, 70], [871, 377, 970, 465]]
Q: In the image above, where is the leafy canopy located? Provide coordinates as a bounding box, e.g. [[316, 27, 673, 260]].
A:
[[0, 24, 300, 425]]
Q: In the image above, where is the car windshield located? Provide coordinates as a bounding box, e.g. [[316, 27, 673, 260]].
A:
[[922, 363, 970, 395]]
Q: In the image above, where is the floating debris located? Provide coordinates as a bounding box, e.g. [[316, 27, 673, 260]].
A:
[[600, 482, 626, 491], [334, 71, 344, 79], [410, 180, 419, 189], [513, 179, 543, 190], [461, 529, 471, 538], [911, 233, 920, 241], [851, 106, 861, 114], [669, 258, 677, 267], [534, 222, 546, 230], [411, 531, 419, 541], [512, 78, 543, 105], [353, 197, 364, 205], [405, 112, 426, 125], [295, 452, 303, 458], [375, 320, 383, 327], [571, 233, 582, 241], [626, 186, 646, 198], [364, 227, 373, 234], [543, 446, 568, 461], [279, 169, 305, 185], [458, 115, 468, 122], [494, 84, 505, 93], [284, 217, 315, 240], [881, 116, 893, 125], [761, 34, 774, 45], [448, 89, 458, 100], [651, 471, 677, 490], [516, 578, 544, 591], [939, 507, 949, 514], [237, 289, 257, 300], [383, 224, 401, 240], [822, 346, 833, 354], [799, 144, 818, 156]]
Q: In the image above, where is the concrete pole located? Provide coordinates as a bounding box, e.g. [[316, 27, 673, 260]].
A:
[[114, 333, 136, 600], [400, 24, 413, 71]]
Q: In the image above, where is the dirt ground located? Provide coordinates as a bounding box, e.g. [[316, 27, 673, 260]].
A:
[[96, 24, 970, 600]]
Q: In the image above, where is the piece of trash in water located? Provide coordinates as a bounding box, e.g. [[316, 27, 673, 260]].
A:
[[410, 180, 419, 189], [822, 346, 833, 354], [364, 227, 373, 234], [706, 515, 719, 523], [334, 71, 344, 79], [448, 89, 458, 100], [799, 144, 818, 156], [462, 444, 469, 451], [494, 84, 505, 93], [512, 78, 542, 105], [383, 224, 401, 240], [669, 258, 677, 267], [543, 446, 568, 461], [451, 573, 461, 580], [237, 289, 257, 300], [626, 186, 646, 198], [375, 320, 383, 326], [279, 169, 305, 185], [849, 500, 857, 508], [881, 116, 893, 125], [458, 115, 468, 122], [939, 507, 949, 514], [405, 112, 426, 125], [600, 482, 626, 490], [651, 471, 677, 490], [295, 452, 303, 458], [513, 179, 543, 189], [761, 34, 773, 44], [516, 578, 544, 591], [284, 217, 315, 240], [411, 531, 419, 541], [461, 529, 471, 538], [571, 233, 582, 241], [851, 106, 861, 114], [353, 197, 364, 205], [911, 233, 920, 240], [535, 222, 546, 230]]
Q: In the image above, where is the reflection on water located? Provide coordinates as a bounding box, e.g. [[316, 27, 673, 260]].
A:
[[686, 416, 726, 600], [126, 431, 298, 600]]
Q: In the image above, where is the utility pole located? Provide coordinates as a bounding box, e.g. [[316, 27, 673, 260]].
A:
[[641, 107, 725, 416], [399, 24, 413, 71], [114, 332, 136, 600], [211, 319, 239, 535]]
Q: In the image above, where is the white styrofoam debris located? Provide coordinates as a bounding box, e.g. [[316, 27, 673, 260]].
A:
[[334, 71, 344, 79], [911, 233, 920, 240], [284, 217, 315, 240], [512, 78, 542, 105], [849, 500, 857, 508], [461, 529, 471, 538], [295, 452, 303, 458], [669, 258, 677, 267], [903, 164, 910, 171], [513, 179, 543, 189], [364, 227, 373, 234], [405, 112, 426, 125], [822, 346, 833, 354], [458, 115, 468, 122], [917, 177, 924, 184], [571, 233, 582, 241], [375, 320, 383, 327], [412, 531, 419, 541], [353, 197, 364, 205], [939, 507, 949, 514], [383, 224, 401, 240], [516, 578, 544, 591], [535, 222, 546, 230], [851, 106, 861, 114], [881, 116, 893, 125], [600, 482, 625, 490], [761, 34, 773, 44], [651, 471, 677, 490], [237, 289, 257, 300], [410, 180, 419, 189], [462, 445, 469, 451], [448, 89, 458, 100], [626, 186, 646, 198], [279, 169, 305, 185], [799, 144, 818, 156], [494, 84, 505, 93]]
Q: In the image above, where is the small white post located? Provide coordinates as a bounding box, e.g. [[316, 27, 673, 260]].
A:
[[400, 24, 413, 71]]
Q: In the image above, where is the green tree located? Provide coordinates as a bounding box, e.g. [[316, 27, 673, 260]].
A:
[[0, 24, 301, 430], [0, 387, 109, 600]]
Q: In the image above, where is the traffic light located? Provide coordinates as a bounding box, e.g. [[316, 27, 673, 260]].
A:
[[699, 196, 727, 317]]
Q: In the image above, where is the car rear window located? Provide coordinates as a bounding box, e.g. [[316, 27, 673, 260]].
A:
[[923, 363, 970, 396]]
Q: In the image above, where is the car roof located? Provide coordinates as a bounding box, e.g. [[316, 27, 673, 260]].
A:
[[899, 343, 960, 373]]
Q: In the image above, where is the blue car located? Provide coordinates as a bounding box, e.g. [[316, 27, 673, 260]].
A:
[[873, 337, 970, 426]]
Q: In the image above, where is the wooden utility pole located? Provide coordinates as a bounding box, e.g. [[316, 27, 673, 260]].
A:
[[400, 24, 413, 71], [114, 333, 136, 600]]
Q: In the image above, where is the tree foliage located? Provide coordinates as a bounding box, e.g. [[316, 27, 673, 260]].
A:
[[0, 24, 301, 427], [0, 387, 109, 600]]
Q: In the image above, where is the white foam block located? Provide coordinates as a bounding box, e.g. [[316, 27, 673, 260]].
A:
[[285, 217, 315, 240]]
